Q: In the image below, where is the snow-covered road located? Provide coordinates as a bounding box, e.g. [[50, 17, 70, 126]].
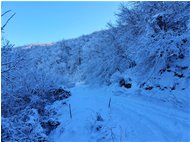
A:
[[51, 85, 190, 142]]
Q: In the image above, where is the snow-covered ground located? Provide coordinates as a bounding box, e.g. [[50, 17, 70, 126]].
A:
[[49, 84, 190, 142]]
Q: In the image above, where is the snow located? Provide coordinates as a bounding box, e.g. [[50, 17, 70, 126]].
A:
[[2, 2, 190, 142], [50, 84, 190, 142]]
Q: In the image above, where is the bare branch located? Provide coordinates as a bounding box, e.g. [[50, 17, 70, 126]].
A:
[[1, 13, 16, 31], [1, 10, 11, 17]]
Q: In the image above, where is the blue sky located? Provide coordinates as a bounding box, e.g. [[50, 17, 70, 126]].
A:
[[2, 2, 120, 46]]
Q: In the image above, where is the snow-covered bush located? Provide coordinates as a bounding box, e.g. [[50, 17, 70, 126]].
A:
[[2, 87, 71, 141], [112, 2, 190, 86], [2, 108, 48, 142], [1, 47, 71, 141]]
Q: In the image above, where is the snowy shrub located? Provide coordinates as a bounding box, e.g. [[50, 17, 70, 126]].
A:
[[2, 109, 48, 142], [1, 54, 71, 142], [2, 87, 71, 142], [115, 2, 190, 81], [41, 118, 60, 135]]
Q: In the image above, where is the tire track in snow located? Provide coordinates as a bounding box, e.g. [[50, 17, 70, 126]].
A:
[[112, 103, 169, 141], [124, 96, 189, 123], [112, 96, 189, 141], [119, 96, 190, 132]]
